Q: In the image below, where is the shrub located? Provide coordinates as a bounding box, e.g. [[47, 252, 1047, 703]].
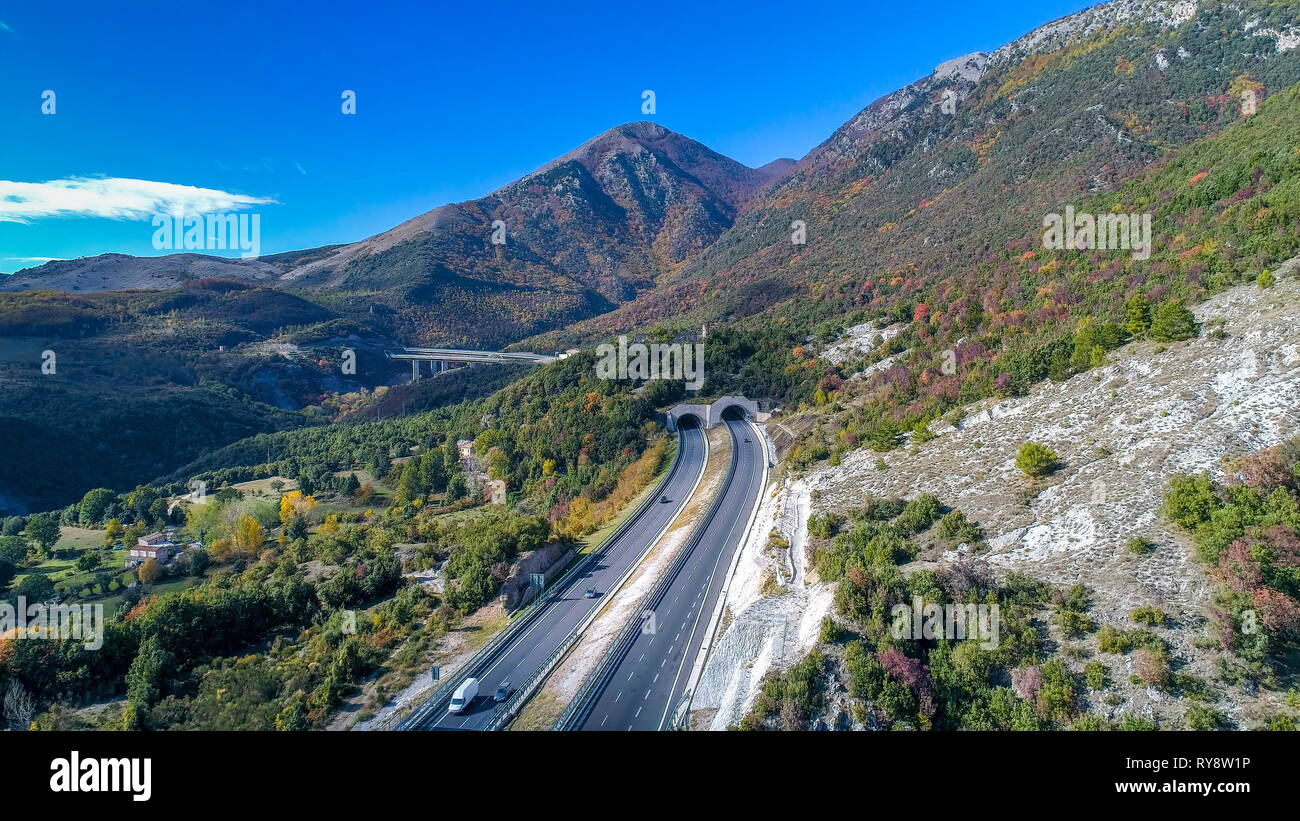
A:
[[1130, 606, 1168, 627], [1185, 704, 1227, 730], [1084, 661, 1108, 690], [1015, 441, 1059, 478], [1060, 583, 1091, 612], [1263, 714, 1297, 731], [1132, 645, 1171, 690], [1116, 714, 1158, 731], [895, 494, 942, 535], [819, 616, 843, 645], [1071, 714, 1109, 731], [1001, 572, 1054, 606], [1097, 625, 1161, 654], [1058, 609, 1097, 637], [1126, 536, 1155, 555], [807, 512, 842, 540], [1035, 659, 1079, 724], [937, 510, 983, 544], [1163, 474, 1221, 530], [1257, 269, 1275, 289]]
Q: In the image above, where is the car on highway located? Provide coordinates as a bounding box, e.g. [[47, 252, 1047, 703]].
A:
[[585, 588, 599, 599], [493, 681, 512, 702], [744, 437, 751, 443], [448, 677, 479, 714], [659, 494, 671, 503]]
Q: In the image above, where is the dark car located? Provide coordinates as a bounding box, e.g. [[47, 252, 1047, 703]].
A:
[[744, 437, 751, 443], [659, 495, 671, 503], [585, 588, 598, 599], [493, 681, 512, 702]]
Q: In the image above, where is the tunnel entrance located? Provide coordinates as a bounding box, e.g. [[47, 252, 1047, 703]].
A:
[[666, 396, 758, 430], [675, 413, 703, 429], [719, 404, 749, 422]]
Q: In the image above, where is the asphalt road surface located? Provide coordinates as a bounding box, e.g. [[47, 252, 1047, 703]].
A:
[[422, 420, 707, 730], [578, 415, 765, 730]]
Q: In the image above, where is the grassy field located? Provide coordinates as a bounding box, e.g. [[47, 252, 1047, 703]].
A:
[[12, 526, 111, 587], [54, 526, 107, 551], [229, 476, 299, 496], [321, 469, 395, 516]]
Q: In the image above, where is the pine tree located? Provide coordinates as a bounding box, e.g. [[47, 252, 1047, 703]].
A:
[[1149, 299, 1198, 342], [1125, 294, 1152, 336], [341, 472, 361, 496]]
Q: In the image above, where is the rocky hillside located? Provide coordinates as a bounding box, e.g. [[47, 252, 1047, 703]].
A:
[[0, 252, 284, 293], [696, 258, 1300, 730], [4, 123, 792, 349], [530, 0, 1300, 348]]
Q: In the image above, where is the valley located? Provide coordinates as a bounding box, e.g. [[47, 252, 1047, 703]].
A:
[[2, 0, 1299, 746]]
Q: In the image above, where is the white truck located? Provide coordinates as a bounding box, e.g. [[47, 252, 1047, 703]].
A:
[[448, 678, 479, 714]]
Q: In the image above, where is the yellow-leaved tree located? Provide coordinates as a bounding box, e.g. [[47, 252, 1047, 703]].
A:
[[279, 490, 317, 525], [137, 557, 162, 585], [233, 514, 265, 556]]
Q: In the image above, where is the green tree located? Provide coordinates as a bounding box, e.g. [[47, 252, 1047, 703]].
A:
[[0, 535, 28, 565], [23, 514, 60, 557], [394, 463, 426, 504], [341, 472, 361, 496], [1149, 300, 1198, 342], [77, 487, 116, 526], [1071, 317, 1100, 371], [15, 573, 55, 601], [124, 635, 173, 723], [1125, 294, 1152, 336]]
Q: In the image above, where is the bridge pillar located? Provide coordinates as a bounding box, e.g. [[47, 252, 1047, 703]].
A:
[[411, 360, 420, 382]]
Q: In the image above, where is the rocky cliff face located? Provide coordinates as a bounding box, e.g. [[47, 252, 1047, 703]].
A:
[[697, 257, 1300, 729]]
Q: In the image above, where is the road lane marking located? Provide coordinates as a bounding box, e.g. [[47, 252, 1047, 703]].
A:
[[656, 420, 758, 730]]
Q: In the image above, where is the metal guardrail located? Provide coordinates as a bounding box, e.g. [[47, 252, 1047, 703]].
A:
[[554, 423, 743, 731], [395, 432, 686, 731]]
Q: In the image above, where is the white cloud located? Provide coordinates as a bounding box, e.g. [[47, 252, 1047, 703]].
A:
[[4, 257, 65, 263], [0, 176, 276, 223], [0, 20, 13, 33]]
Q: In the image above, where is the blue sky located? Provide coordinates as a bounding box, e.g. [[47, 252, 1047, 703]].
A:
[[0, 0, 1096, 274]]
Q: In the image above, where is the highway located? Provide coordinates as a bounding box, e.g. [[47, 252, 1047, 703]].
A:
[[576, 412, 766, 731], [415, 419, 707, 730]]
